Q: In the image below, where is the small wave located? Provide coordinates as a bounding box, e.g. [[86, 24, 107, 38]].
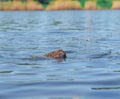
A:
[[92, 86, 120, 90], [60, 28, 82, 30], [0, 70, 13, 74], [89, 50, 111, 59], [21, 56, 48, 61], [65, 50, 75, 54]]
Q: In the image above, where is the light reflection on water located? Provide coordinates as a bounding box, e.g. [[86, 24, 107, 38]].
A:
[[0, 10, 120, 99]]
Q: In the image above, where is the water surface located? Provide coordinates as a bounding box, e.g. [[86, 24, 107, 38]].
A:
[[0, 10, 120, 99]]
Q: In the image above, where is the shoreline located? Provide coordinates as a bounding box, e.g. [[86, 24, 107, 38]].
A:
[[0, 0, 120, 10]]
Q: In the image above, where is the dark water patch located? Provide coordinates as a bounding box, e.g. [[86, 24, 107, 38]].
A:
[[21, 56, 49, 61], [116, 52, 120, 55], [31, 66, 43, 68], [86, 66, 105, 69], [116, 63, 120, 65], [0, 70, 13, 74], [93, 72, 119, 77], [89, 50, 111, 59], [92, 86, 120, 90], [65, 50, 75, 54], [16, 63, 37, 66], [47, 31, 69, 35], [51, 21, 63, 26], [113, 70, 120, 73], [15, 72, 37, 76], [59, 28, 82, 31]]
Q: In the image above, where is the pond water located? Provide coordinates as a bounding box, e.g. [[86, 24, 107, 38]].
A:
[[0, 10, 120, 99]]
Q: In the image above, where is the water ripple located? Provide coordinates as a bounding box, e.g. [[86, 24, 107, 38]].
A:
[[0, 10, 120, 99]]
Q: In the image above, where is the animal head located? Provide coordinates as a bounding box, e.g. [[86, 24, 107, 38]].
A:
[[44, 49, 66, 59]]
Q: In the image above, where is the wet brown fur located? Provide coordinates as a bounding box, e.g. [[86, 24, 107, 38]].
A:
[[44, 49, 66, 59]]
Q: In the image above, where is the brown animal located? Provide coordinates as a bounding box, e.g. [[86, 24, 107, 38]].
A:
[[44, 49, 66, 59]]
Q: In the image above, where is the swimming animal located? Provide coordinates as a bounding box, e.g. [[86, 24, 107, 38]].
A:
[[44, 49, 66, 59]]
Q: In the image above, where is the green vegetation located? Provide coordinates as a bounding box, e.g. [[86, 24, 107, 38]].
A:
[[21, 0, 27, 3], [7, 0, 13, 2], [97, 0, 112, 8], [78, 0, 86, 8], [0, 0, 12, 2], [37, 0, 55, 8]]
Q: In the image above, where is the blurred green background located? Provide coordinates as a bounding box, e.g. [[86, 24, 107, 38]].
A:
[[0, 0, 119, 10]]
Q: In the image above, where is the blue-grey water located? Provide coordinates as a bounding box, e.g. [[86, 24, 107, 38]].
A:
[[0, 10, 120, 99]]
